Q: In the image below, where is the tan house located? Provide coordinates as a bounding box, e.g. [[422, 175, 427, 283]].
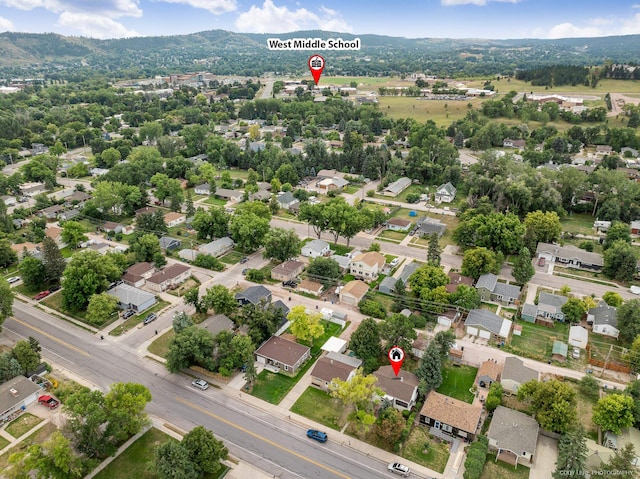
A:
[[145, 263, 191, 292], [45, 225, 64, 246], [310, 352, 362, 391], [340, 280, 369, 306], [350, 252, 386, 282], [10, 242, 41, 259], [164, 212, 186, 228], [122, 262, 156, 288], [419, 391, 483, 441], [297, 279, 324, 296], [475, 360, 503, 389], [270, 260, 305, 282], [255, 336, 310, 376]]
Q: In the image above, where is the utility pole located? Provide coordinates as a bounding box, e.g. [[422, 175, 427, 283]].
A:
[[601, 344, 613, 378]]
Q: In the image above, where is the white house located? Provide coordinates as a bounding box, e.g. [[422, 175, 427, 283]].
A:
[[301, 239, 330, 258], [587, 304, 619, 339], [435, 182, 457, 203], [195, 183, 212, 195], [569, 325, 589, 349], [163, 212, 186, 228], [350, 251, 386, 282], [199, 237, 235, 257]]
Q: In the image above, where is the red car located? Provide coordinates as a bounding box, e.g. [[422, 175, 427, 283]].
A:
[[33, 291, 50, 300], [38, 395, 59, 409]]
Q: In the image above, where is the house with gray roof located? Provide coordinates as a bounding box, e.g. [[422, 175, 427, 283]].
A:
[[255, 336, 310, 376], [435, 182, 457, 204], [0, 376, 42, 422], [382, 177, 412, 197], [199, 237, 234, 258], [536, 242, 604, 271], [587, 304, 619, 339], [214, 188, 244, 203], [487, 406, 539, 466], [109, 283, 157, 313], [521, 292, 568, 323], [311, 352, 362, 391], [465, 309, 512, 340], [236, 285, 272, 306], [374, 366, 420, 411], [301, 239, 330, 258], [379, 276, 398, 294], [194, 183, 211, 195], [398, 261, 421, 285], [415, 217, 447, 238], [475, 273, 521, 305], [501, 356, 538, 394], [159, 236, 181, 251], [276, 191, 300, 210]]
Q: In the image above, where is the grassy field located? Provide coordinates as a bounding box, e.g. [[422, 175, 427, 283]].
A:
[[492, 77, 640, 95], [0, 435, 8, 450], [479, 453, 531, 479], [0, 422, 57, 472], [219, 250, 245, 264], [93, 428, 172, 479], [560, 212, 596, 235], [250, 370, 299, 404], [379, 96, 483, 126], [401, 426, 450, 473], [41, 291, 88, 321], [378, 230, 406, 242], [5, 413, 44, 439], [204, 196, 228, 207], [506, 320, 570, 363], [437, 364, 478, 403], [290, 387, 346, 430]]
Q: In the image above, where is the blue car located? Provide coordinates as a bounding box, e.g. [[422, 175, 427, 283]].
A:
[[306, 429, 327, 443]]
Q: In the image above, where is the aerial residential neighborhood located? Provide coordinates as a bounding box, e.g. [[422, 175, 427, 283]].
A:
[[0, 5, 640, 479]]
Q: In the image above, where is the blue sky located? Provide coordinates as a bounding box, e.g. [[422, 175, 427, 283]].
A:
[[0, 0, 639, 40]]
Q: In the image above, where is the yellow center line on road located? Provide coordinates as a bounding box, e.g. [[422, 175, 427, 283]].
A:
[[11, 317, 91, 357], [176, 397, 351, 479]]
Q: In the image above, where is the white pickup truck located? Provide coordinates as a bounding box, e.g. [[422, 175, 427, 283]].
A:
[[630, 286, 640, 295]]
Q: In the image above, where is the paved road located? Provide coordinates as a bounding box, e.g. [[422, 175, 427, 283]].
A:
[[5, 301, 421, 479], [259, 78, 275, 99]]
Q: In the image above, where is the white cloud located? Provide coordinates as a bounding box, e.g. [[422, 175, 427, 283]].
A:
[[547, 22, 602, 39], [546, 13, 640, 39], [235, 0, 351, 33], [157, 0, 237, 15], [0, 15, 13, 32], [621, 13, 640, 34], [441, 0, 519, 5], [57, 11, 138, 38]]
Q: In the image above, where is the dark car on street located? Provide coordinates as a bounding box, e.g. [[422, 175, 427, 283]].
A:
[[143, 313, 157, 325], [306, 429, 327, 443], [122, 310, 135, 319]]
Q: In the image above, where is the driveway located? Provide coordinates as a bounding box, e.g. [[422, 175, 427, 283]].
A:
[[528, 434, 558, 479]]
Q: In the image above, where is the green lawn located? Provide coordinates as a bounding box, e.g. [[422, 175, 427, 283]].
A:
[[290, 387, 346, 430], [330, 244, 353, 256], [110, 300, 171, 336], [436, 364, 478, 403], [0, 435, 9, 450], [560, 212, 596, 235], [401, 426, 450, 473], [378, 230, 407, 241], [480, 302, 499, 313], [41, 291, 88, 321], [148, 329, 176, 358], [5, 413, 44, 439], [343, 185, 360, 194], [0, 422, 57, 473], [480, 453, 531, 479], [379, 95, 483, 127], [219, 250, 244, 264], [93, 428, 173, 479], [204, 196, 228, 207], [506, 320, 570, 363]]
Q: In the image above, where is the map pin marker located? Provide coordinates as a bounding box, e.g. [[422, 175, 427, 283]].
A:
[[308, 54, 325, 85], [388, 346, 405, 377]]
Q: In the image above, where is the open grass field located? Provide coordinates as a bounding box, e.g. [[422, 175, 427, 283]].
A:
[[479, 453, 531, 479], [401, 426, 450, 474], [93, 428, 174, 479], [148, 329, 175, 358], [5, 413, 44, 439], [290, 387, 346, 430], [379, 96, 483, 126], [436, 364, 478, 403], [560, 212, 597, 235], [41, 291, 88, 321], [0, 422, 57, 472], [492, 77, 640, 95]]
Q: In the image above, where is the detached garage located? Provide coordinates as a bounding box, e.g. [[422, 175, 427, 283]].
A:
[[465, 309, 512, 341]]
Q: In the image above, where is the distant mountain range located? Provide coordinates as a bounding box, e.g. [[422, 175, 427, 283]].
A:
[[0, 29, 639, 78]]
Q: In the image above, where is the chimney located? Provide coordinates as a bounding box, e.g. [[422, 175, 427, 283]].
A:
[[10, 388, 18, 397], [330, 359, 334, 365]]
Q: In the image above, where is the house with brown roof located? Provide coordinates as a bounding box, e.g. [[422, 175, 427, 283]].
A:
[[45, 225, 64, 247], [254, 336, 311, 376], [163, 212, 186, 228], [411, 335, 430, 359], [271, 260, 305, 282], [419, 391, 483, 441], [374, 366, 420, 411], [310, 352, 362, 391], [339, 280, 369, 306], [386, 218, 412, 232], [10, 242, 41, 259], [476, 360, 503, 389], [122, 262, 156, 288], [487, 406, 539, 466], [445, 272, 474, 294], [102, 221, 124, 234], [135, 206, 159, 217], [350, 252, 385, 282], [145, 263, 191, 292], [297, 279, 324, 296]]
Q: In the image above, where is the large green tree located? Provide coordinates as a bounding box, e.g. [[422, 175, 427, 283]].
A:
[[181, 426, 228, 476], [154, 440, 197, 479], [191, 207, 229, 240], [19, 256, 46, 289], [592, 393, 635, 434], [60, 221, 88, 249], [41, 237, 66, 283], [229, 203, 271, 252], [11, 339, 40, 374], [166, 326, 215, 373], [348, 318, 381, 373], [86, 293, 119, 326], [512, 247, 535, 284], [288, 305, 324, 346], [263, 227, 301, 262], [618, 299, 640, 344], [0, 278, 13, 331], [416, 342, 443, 395], [461, 247, 500, 280], [553, 425, 588, 479], [517, 379, 577, 433], [0, 240, 17, 268], [524, 210, 562, 245], [306, 257, 340, 285], [407, 264, 449, 299], [61, 250, 122, 311], [202, 285, 237, 316], [379, 313, 417, 353], [603, 240, 638, 282], [129, 233, 161, 263]]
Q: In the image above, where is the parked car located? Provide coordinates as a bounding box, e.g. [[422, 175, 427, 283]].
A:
[[572, 348, 581, 359], [49, 285, 61, 292], [191, 379, 209, 390], [7, 276, 20, 284], [306, 429, 327, 443], [122, 310, 135, 319], [38, 395, 60, 409], [33, 291, 50, 300], [282, 280, 297, 288], [390, 258, 400, 267], [240, 256, 249, 264], [630, 285, 640, 295], [388, 462, 410, 477], [537, 257, 546, 267], [242, 268, 248, 275], [143, 313, 157, 325]]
